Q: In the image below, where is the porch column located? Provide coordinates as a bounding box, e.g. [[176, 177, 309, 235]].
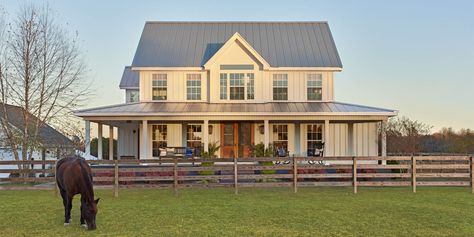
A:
[[347, 122, 354, 156], [85, 120, 91, 157], [324, 120, 330, 156], [98, 123, 103, 159], [141, 120, 148, 159], [294, 123, 300, 156], [203, 120, 209, 152], [109, 126, 114, 160], [264, 120, 270, 149], [381, 120, 387, 157]]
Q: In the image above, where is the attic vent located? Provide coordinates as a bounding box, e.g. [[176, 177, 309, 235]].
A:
[[220, 64, 254, 70]]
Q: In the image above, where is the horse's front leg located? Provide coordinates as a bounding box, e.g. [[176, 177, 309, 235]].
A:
[[80, 197, 87, 228]]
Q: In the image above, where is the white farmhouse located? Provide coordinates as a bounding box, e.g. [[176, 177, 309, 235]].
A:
[[75, 22, 397, 160]]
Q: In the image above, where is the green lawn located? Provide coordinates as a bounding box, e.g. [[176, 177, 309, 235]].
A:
[[0, 187, 473, 236]]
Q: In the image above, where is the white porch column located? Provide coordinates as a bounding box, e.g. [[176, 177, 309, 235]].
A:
[[324, 120, 330, 156], [264, 120, 270, 149], [141, 120, 148, 159], [203, 120, 209, 152], [381, 120, 387, 157], [347, 122, 354, 156], [85, 120, 91, 156], [97, 123, 103, 159], [109, 126, 114, 160]]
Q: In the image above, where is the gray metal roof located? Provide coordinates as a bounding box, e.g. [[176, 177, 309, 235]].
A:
[[132, 22, 342, 68], [0, 104, 74, 147], [75, 102, 396, 117], [119, 66, 139, 89]]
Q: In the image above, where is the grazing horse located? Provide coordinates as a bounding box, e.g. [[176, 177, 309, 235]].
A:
[[56, 156, 100, 230]]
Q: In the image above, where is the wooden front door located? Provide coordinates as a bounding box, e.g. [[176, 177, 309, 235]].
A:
[[220, 122, 254, 158]]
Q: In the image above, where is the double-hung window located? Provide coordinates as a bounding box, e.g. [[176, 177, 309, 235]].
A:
[[186, 124, 202, 148], [152, 125, 167, 157], [307, 74, 322, 100], [186, 74, 201, 100], [273, 74, 288, 100], [229, 73, 245, 100], [307, 124, 323, 156], [272, 124, 288, 151], [152, 74, 167, 100]]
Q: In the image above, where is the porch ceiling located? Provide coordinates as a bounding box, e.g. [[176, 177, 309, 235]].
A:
[[75, 102, 397, 118]]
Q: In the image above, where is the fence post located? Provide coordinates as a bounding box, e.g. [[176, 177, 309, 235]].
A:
[[470, 156, 473, 194], [174, 158, 178, 195], [353, 157, 357, 194], [234, 157, 238, 195], [412, 156, 417, 193], [293, 156, 298, 193], [114, 160, 119, 198]]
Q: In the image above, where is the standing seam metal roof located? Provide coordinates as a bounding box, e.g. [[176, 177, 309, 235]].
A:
[[132, 22, 343, 68], [75, 102, 396, 116]]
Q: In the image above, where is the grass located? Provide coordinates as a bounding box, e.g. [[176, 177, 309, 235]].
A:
[[0, 187, 473, 236]]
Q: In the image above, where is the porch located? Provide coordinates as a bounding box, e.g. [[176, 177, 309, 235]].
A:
[[83, 118, 388, 160]]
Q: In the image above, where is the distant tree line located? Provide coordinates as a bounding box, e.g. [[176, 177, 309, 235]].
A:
[[381, 116, 474, 155]]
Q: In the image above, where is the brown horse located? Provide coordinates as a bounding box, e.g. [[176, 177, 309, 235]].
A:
[[56, 156, 100, 230]]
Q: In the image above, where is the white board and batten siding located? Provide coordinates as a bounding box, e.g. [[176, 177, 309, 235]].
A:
[[138, 39, 335, 104]]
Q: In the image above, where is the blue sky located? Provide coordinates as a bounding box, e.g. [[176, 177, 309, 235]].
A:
[[2, 0, 473, 131]]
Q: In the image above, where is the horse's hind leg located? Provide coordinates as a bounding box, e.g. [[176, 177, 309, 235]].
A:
[[59, 189, 71, 226], [64, 195, 73, 226]]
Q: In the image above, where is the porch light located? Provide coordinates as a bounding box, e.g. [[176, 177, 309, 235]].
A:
[[258, 125, 265, 134], [208, 125, 213, 135]]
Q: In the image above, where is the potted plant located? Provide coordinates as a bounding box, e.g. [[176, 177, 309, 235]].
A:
[[199, 141, 220, 176], [255, 142, 276, 175]]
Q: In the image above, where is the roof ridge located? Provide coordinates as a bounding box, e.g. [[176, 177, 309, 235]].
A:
[[145, 21, 329, 24]]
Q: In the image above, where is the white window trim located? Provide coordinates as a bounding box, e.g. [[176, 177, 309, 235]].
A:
[[306, 73, 323, 101], [185, 73, 202, 101], [219, 71, 255, 101], [151, 73, 167, 101]]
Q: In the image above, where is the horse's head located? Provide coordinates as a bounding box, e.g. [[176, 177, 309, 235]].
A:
[[82, 198, 100, 230]]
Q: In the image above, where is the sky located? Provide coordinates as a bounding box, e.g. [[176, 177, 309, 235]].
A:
[[1, 0, 473, 132]]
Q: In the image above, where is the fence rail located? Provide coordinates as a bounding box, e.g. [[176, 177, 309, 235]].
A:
[[0, 156, 473, 196]]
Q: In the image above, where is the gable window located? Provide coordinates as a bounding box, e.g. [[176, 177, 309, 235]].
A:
[[307, 74, 322, 100], [152, 74, 167, 100], [247, 73, 254, 99], [220, 72, 254, 100], [152, 125, 167, 157], [186, 124, 202, 149], [307, 124, 323, 156], [229, 73, 245, 100], [186, 74, 201, 100], [220, 73, 227, 99], [273, 74, 288, 100]]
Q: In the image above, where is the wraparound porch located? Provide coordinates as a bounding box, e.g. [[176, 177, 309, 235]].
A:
[[83, 115, 388, 160]]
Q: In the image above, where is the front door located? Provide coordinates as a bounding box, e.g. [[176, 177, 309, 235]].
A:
[[220, 122, 254, 158]]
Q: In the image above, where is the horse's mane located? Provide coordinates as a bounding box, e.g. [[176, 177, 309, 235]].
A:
[[78, 158, 95, 200]]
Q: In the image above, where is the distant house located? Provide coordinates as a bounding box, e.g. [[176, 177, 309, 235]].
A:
[[75, 22, 397, 160], [0, 103, 74, 162]]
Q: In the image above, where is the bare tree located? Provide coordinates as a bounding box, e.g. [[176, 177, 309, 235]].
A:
[[380, 116, 432, 154], [0, 4, 89, 167]]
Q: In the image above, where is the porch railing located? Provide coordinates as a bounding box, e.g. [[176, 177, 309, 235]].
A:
[[0, 156, 473, 197]]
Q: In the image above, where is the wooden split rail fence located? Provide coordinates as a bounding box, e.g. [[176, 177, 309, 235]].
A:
[[0, 156, 473, 196]]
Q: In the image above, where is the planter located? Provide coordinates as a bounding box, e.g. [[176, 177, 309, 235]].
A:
[[258, 161, 276, 175], [199, 161, 215, 176]]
